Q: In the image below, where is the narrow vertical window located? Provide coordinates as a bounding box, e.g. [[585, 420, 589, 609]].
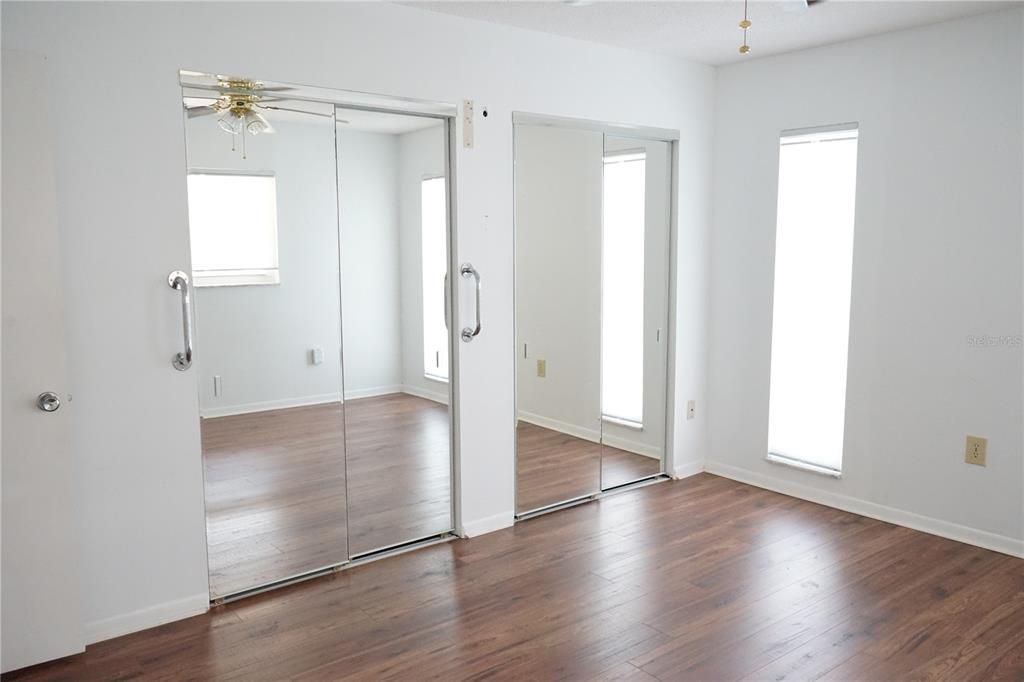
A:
[[601, 151, 646, 426], [768, 125, 859, 475], [421, 176, 449, 381]]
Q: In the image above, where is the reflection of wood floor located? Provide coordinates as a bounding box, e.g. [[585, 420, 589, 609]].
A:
[[12, 474, 1023, 681], [202, 393, 451, 597], [516, 422, 661, 513]]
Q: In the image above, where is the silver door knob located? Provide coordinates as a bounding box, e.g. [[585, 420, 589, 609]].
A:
[[37, 392, 61, 412]]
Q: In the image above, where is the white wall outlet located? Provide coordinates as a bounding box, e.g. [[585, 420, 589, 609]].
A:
[[310, 348, 324, 366], [462, 99, 474, 149], [213, 375, 222, 397], [687, 400, 696, 420]]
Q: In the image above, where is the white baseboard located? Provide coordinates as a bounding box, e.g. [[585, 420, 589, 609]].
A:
[[460, 511, 514, 538], [199, 384, 451, 418], [670, 460, 705, 480], [401, 383, 449, 405], [601, 434, 663, 460], [200, 393, 341, 418], [518, 411, 601, 443], [518, 412, 662, 459], [85, 593, 208, 645], [705, 460, 1024, 559], [345, 385, 404, 401]]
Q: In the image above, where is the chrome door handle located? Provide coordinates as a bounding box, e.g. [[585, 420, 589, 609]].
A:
[[168, 270, 194, 370], [37, 392, 61, 412], [460, 262, 481, 342]]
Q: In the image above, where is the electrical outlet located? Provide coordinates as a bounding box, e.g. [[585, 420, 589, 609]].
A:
[[687, 400, 696, 420], [536, 359, 546, 378], [965, 435, 987, 466]]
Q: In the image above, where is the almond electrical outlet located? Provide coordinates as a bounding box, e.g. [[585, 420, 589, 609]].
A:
[[965, 435, 987, 466], [536, 359, 546, 378]]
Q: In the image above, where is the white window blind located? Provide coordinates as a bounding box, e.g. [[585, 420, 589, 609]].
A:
[[767, 125, 859, 475], [186, 172, 280, 287]]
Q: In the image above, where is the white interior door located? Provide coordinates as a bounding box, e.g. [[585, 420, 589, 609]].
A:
[[1, 49, 85, 672]]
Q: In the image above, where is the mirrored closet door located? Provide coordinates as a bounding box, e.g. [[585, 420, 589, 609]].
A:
[[180, 73, 454, 600], [514, 117, 674, 517], [335, 107, 453, 557]]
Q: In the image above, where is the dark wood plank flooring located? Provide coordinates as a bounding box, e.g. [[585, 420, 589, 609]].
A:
[[517, 422, 662, 513], [202, 393, 452, 597], [8, 473, 1022, 681]]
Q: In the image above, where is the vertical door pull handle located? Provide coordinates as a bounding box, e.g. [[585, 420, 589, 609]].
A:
[[460, 263, 481, 342], [168, 270, 194, 370]]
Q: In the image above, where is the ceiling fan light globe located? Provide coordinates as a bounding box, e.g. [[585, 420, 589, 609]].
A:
[[217, 112, 243, 135], [245, 111, 274, 136]]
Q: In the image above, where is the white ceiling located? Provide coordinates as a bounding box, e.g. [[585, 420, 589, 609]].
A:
[[412, 1, 1012, 65]]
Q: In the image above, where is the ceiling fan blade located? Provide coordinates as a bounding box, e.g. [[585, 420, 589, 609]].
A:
[[260, 104, 334, 118], [186, 106, 217, 119]]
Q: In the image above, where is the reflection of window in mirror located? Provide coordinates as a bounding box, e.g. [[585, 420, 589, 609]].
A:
[[186, 171, 280, 287], [421, 176, 449, 382], [601, 151, 646, 427]]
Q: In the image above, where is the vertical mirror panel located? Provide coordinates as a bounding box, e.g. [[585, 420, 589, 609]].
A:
[[183, 92, 348, 598], [600, 136, 671, 489], [515, 124, 604, 514], [336, 108, 453, 556]]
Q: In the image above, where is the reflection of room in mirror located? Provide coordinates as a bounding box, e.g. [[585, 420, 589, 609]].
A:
[[183, 86, 453, 597], [185, 100, 350, 597], [513, 123, 671, 514], [599, 135, 672, 490], [334, 109, 452, 556]]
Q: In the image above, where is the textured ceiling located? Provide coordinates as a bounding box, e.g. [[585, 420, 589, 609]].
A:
[[411, 1, 1013, 65]]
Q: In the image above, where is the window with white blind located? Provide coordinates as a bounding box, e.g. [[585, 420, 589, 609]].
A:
[[421, 176, 449, 382], [767, 125, 859, 475], [186, 172, 280, 287], [601, 151, 646, 426]]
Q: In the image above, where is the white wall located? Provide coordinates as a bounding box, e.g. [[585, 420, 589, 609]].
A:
[[185, 117, 345, 416], [708, 9, 1024, 553], [337, 129, 404, 398], [2, 0, 714, 645], [397, 124, 449, 403]]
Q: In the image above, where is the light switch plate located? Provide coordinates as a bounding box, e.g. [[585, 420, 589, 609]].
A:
[[536, 359, 546, 378], [965, 435, 987, 466], [687, 400, 696, 420], [462, 99, 474, 149]]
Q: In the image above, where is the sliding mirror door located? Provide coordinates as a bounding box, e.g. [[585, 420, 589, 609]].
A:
[[515, 123, 604, 514], [599, 135, 671, 489], [335, 108, 454, 556], [183, 93, 349, 599], [515, 120, 674, 516]]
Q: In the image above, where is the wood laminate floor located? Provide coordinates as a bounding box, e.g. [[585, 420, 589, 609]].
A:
[[202, 393, 452, 597], [10, 473, 1022, 681], [517, 421, 662, 513]]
